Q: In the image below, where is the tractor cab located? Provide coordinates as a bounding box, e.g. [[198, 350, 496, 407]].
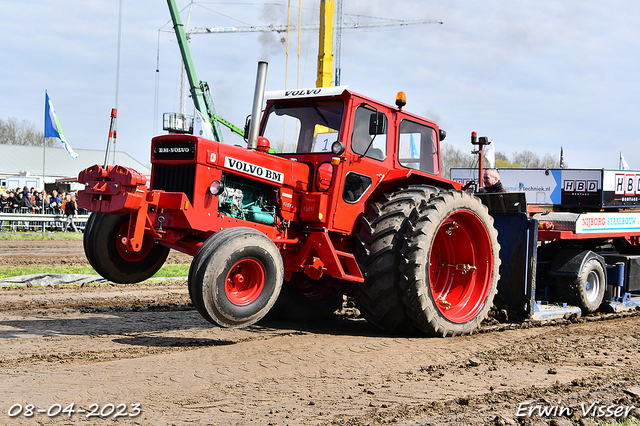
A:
[[258, 86, 449, 233]]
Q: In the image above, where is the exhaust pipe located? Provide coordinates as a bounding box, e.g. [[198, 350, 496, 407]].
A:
[[247, 61, 268, 150]]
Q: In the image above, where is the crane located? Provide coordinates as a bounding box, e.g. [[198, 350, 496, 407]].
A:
[[335, 0, 343, 86], [185, 10, 442, 88], [186, 18, 443, 36], [163, 1, 443, 135], [316, 0, 334, 88]]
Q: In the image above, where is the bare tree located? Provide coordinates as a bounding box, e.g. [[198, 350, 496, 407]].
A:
[[0, 117, 59, 147], [441, 144, 476, 178], [442, 144, 565, 178], [510, 149, 561, 169]]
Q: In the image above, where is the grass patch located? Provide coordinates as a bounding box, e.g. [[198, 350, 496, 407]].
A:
[[597, 420, 640, 426], [0, 232, 83, 240], [0, 264, 190, 279], [0, 266, 97, 278], [154, 263, 191, 278]]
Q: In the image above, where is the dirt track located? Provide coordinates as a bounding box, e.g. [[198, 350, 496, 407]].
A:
[[1, 238, 640, 425]]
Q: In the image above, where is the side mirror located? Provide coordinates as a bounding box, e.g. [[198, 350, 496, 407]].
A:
[[369, 112, 386, 135], [316, 163, 334, 192], [243, 116, 251, 141]]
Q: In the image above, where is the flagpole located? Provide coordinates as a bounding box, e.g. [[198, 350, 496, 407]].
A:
[[42, 91, 47, 216]]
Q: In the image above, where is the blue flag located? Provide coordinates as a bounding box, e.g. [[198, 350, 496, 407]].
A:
[[45, 92, 78, 158], [410, 133, 419, 158]]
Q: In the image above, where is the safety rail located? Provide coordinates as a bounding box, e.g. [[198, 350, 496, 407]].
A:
[[0, 212, 91, 233]]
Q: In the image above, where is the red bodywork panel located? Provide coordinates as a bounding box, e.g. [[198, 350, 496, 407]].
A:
[[77, 89, 459, 285]]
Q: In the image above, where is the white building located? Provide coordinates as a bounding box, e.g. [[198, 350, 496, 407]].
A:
[[0, 145, 150, 192]]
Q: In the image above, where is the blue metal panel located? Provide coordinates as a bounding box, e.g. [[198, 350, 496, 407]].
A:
[[491, 211, 532, 320]]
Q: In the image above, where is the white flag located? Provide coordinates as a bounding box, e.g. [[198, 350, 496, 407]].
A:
[[193, 109, 214, 141], [620, 152, 630, 170], [484, 142, 495, 168]]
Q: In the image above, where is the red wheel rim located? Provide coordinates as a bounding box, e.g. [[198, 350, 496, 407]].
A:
[[429, 209, 493, 323], [115, 221, 155, 262], [225, 258, 265, 306]]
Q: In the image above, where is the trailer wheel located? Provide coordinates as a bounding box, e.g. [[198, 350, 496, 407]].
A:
[[84, 212, 169, 284], [557, 258, 605, 314], [189, 228, 284, 328], [265, 273, 344, 321], [400, 190, 500, 337], [354, 186, 438, 335]]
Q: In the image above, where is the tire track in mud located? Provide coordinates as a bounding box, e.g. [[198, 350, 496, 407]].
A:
[[1, 238, 640, 425]]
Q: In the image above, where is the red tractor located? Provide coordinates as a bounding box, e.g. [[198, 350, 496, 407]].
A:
[[78, 63, 500, 336]]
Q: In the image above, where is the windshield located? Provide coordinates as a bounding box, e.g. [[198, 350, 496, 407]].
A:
[[261, 100, 344, 153]]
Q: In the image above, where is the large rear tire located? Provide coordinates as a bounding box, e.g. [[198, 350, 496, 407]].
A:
[[400, 190, 500, 337], [83, 213, 169, 284], [354, 186, 438, 335], [189, 228, 284, 328]]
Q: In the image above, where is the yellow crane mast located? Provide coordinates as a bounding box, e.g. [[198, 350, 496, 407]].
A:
[[316, 0, 334, 88]]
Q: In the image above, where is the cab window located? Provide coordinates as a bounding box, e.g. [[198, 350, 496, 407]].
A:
[[350, 106, 387, 161], [398, 119, 439, 174], [261, 100, 344, 153], [342, 172, 372, 203]]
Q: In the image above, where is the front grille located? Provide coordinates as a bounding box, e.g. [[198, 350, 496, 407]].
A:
[[152, 163, 196, 204]]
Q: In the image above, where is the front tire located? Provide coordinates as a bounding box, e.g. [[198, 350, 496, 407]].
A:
[[400, 190, 500, 336], [84, 213, 169, 284], [189, 228, 284, 328]]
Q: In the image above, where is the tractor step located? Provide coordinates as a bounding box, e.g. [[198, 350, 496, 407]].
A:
[[334, 250, 364, 282]]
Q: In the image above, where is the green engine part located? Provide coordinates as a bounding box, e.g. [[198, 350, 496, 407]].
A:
[[218, 175, 277, 225]]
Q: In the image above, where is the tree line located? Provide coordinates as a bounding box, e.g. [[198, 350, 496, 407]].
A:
[[0, 117, 60, 147], [1, 116, 564, 175], [441, 143, 564, 179]]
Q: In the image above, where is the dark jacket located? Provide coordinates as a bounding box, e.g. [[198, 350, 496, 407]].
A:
[[63, 199, 78, 216], [17, 195, 34, 209], [477, 180, 506, 193]]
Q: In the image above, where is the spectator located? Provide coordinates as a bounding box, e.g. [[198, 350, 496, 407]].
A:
[[477, 168, 506, 193], [0, 193, 9, 211], [49, 190, 61, 214], [17, 191, 34, 212], [6, 190, 16, 212], [35, 191, 49, 213], [12, 192, 22, 211], [61, 194, 79, 232]]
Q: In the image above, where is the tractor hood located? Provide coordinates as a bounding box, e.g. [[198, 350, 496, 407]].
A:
[[151, 134, 311, 192]]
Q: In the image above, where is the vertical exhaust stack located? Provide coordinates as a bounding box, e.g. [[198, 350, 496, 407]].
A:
[[247, 61, 269, 150]]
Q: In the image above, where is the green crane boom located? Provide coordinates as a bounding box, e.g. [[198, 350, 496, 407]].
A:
[[166, 0, 227, 141]]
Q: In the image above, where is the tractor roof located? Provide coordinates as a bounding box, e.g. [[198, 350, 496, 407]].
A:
[[264, 86, 439, 128]]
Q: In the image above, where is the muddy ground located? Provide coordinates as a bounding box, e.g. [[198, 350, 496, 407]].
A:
[[0, 238, 639, 425]]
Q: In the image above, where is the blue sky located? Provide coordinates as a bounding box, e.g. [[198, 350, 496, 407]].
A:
[[1, 1, 639, 169]]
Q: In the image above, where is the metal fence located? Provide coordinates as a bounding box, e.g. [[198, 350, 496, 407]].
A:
[[0, 212, 90, 233]]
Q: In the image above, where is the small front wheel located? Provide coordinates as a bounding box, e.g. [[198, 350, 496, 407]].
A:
[[189, 228, 284, 328], [84, 212, 169, 284]]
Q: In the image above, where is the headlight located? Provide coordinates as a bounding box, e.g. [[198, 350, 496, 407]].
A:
[[209, 180, 224, 195], [331, 141, 345, 155]]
